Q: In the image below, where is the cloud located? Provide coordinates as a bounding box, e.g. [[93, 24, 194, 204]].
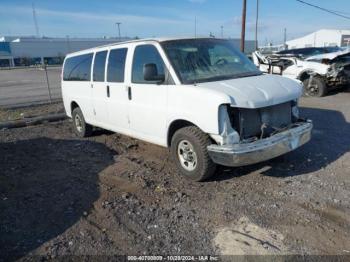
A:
[[0, 5, 204, 38], [0, 5, 188, 27], [188, 0, 207, 3], [229, 16, 270, 33], [2, 3, 330, 43]]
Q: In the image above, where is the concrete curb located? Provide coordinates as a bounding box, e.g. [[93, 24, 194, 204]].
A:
[[0, 113, 67, 129]]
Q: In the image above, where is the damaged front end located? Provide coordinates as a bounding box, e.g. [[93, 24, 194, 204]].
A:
[[208, 102, 312, 167], [325, 61, 350, 88], [308, 51, 350, 88]]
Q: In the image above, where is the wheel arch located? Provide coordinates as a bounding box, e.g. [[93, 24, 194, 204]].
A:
[[297, 70, 323, 81], [70, 101, 80, 114], [298, 70, 311, 81], [167, 119, 200, 147]]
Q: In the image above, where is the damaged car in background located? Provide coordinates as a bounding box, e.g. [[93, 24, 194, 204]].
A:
[[252, 48, 350, 97]]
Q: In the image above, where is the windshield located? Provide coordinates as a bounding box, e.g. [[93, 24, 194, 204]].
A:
[[161, 39, 261, 84]]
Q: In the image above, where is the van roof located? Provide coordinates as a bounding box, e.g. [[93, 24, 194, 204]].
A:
[[65, 37, 221, 57]]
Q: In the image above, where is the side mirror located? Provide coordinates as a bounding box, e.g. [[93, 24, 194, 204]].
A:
[[143, 63, 165, 82]]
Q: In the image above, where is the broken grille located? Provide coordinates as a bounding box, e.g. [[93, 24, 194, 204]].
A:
[[228, 102, 293, 140]]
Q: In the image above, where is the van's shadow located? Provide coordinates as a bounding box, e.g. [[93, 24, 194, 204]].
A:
[[212, 107, 350, 181], [0, 138, 115, 260]]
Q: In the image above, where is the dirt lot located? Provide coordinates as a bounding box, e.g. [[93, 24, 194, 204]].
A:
[[1, 90, 350, 260], [0, 102, 64, 122]]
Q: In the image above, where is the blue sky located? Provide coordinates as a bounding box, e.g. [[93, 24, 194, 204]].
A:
[[1, 0, 349, 44]]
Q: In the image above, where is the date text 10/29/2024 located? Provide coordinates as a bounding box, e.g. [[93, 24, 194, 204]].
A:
[[127, 255, 219, 261]]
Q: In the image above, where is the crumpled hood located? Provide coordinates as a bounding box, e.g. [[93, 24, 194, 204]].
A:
[[197, 74, 302, 108], [306, 50, 350, 61]]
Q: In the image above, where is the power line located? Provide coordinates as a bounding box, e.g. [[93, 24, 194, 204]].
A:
[[327, 9, 350, 16], [295, 0, 350, 20]]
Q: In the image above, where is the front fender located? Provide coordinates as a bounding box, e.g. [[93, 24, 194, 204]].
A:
[[297, 64, 329, 79], [167, 85, 231, 136]]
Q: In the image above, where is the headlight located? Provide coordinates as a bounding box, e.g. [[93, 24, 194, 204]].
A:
[[218, 105, 240, 145], [292, 106, 299, 119], [291, 99, 299, 119]]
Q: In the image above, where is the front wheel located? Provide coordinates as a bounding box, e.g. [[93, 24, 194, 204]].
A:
[[303, 75, 327, 97], [171, 126, 217, 182]]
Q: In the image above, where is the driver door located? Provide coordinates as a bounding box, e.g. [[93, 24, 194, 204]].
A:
[[127, 44, 171, 145]]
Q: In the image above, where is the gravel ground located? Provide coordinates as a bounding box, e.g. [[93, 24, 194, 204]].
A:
[[0, 89, 350, 260], [0, 102, 64, 122]]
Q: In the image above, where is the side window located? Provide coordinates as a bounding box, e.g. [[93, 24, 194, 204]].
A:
[[107, 48, 127, 83], [63, 53, 93, 81], [132, 45, 165, 84], [93, 51, 107, 82]]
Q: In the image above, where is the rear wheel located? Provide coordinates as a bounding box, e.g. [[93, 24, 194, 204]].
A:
[[303, 75, 327, 97], [171, 126, 217, 182], [72, 107, 92, 138]]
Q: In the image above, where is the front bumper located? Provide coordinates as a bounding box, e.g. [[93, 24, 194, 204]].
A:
[[207, 121, 313, 167], [327, 68, 350, 87]]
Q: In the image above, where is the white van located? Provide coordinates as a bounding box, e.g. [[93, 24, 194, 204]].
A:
[[62, 38, 312, 181]]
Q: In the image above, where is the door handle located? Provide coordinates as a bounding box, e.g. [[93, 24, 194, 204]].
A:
[[128, 86, 132, 100], [107, 85, 110, 97]]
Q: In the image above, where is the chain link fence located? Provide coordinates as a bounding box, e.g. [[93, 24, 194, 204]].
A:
[[0, 65, 62, 108]]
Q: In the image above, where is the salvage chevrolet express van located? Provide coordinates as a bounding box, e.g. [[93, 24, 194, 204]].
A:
[[62, 38, 312, 181]]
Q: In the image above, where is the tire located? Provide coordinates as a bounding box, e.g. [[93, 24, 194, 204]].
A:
[[170, 126, 217, 182], [303, 75, 327, 97], [72, 107, 93, 138], [341, 84, 350, 91]]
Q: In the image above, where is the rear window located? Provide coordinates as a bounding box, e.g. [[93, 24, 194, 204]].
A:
[[107, 48, 127, 82], [63, 53, 93, 81], [93, 51, 108, 82]]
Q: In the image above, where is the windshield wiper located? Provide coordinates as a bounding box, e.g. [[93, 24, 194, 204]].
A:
[[184, 71, 262, 84], [200, 72, 261, 82]]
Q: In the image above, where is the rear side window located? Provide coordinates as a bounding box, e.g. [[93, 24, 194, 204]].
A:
[[93, 51, 107, 82], [132, 45, 165, 84], [63, 53, 93, 81], [107, 48, 127, 82]]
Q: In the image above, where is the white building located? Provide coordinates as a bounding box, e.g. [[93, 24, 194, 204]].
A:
[[286, 29, 350, 49], [0, 36, 129, 67], [0, 36, 256, 67]]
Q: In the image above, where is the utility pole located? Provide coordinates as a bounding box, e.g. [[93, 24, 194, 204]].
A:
[[194, 16, 197, 38], [32, 2, 40, 37], [255, 0, 259, 50], [284, 28, 287, 48], [66, 35, 71, 53], [240, 0, 247, 52], [115, 22, 121, 41], [220, 25, 224, 38]]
